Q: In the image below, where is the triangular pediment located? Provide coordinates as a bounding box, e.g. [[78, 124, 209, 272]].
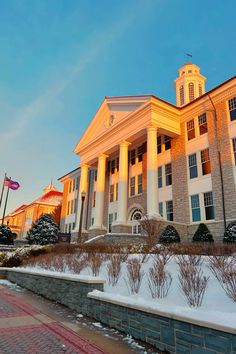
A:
[[74, 95, 151, 154]]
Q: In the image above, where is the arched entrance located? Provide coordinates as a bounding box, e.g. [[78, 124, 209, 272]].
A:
[[129, 208, 143, 234]]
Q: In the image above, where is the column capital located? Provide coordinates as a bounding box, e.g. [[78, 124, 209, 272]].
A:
[[119, 140, 131, 147], [147, 125, 157, 132], [80, 163, 90, 169], [98, 153, 109, 160]]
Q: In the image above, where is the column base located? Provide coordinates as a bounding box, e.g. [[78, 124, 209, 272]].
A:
[[88, 226, 107, 239], [111, 223, 132, 234], [71, 230, 88, 244]]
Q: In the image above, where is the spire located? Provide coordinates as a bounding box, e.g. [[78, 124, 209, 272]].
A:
[[43, 181, 57, 194]]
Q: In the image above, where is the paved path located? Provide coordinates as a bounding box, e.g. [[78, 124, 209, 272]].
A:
[[0, 282, 157, 354], [0, 285, 106, 354]]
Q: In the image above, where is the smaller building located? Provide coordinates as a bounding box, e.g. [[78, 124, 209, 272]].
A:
[[2, 183, 62, 239]]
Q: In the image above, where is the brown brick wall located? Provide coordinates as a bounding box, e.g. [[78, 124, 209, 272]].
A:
[[171, 122, 190, 224]]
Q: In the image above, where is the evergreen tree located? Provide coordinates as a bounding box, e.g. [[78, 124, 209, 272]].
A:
[[223, 221, 236, 243], [26, 214, 59, 245], [159, 225, 180, 244], [192, 223, 214, 242], [0, 224, 14, 245]]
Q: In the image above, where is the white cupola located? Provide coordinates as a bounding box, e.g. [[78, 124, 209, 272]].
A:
[[174, 62, 206, 107]]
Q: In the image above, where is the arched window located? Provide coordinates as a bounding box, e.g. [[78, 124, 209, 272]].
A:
[[189, 83, 194, 102], [130, 209, 142, 234], [180, 85, 184, 105], [198, 84, 202, 96]]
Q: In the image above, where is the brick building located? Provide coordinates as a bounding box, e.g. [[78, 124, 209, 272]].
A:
[[59, 63, 236, 242], [2, 183, 62, 239]]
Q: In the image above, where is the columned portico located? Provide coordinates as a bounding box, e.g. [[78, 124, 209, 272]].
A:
[[112, 141, 132, 233], [90, 154, 107, 234], [147, 126, 158, 217]]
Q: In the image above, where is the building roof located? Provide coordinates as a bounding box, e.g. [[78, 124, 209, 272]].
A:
[[58, 166, 81, 182]]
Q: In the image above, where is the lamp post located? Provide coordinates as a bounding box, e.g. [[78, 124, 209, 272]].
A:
[[78, 190, 86, 243]]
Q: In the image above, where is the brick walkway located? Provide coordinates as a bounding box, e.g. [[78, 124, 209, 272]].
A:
[[0, 286, 106, 354]]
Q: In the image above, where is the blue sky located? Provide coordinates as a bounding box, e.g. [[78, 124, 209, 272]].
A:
[[0, 0, 235, 213]]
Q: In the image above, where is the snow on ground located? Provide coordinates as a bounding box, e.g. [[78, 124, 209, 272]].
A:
[[21, 255, 236, 331]]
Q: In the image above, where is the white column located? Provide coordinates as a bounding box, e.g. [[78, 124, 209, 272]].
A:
[[147, 126, 158, 216], [75, 163, 89, 230], [92, 154, 107, 229], [116, 141, 130, 224]]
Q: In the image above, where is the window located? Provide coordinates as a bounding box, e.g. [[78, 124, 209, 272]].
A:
[[232, 138, 236, 165], [92, 191, 96, 207], [115, 183, 118, 201], [110, 185, 114, 202], [74, 198, 78, 214], [67, 201, 70, 215], [198, 113, 207, 135], [201, 148, 211, 175], [72, 222, 75, 230], [191, 194, 201, 222], [130, 177, 135, 196], [91, 217, 94, 226], [138, 174, 142, 194], [69, 181, 72, 193], [165, 163, 172, 186], [137, 146, 143, 162], [229, 96, 236, 121], [187, 119, 195, 140], [204, 192, 215, 220], [159, 202, 163, 217], [199, 84, 202, 96], [76, 177, 79, 189], [157, 136, 162, 154], [68, 224, 71, 233], [131, 209, 142, 234], [188, 153, 198, 179], [114, 212, 117, 221], [94, 170, 97, 181], [166, 200, 173, 221], [70, 200, 74, 214], [130, 149, 136, 165], [65, 224, 68, 233], [180, 85, 184, 105], [108, 214, 113, 233], [189, 82, 194, 102], [158, 166, 162, 188], [111, 160, 115, 174], [72, 179, 75, 191], [164, 135, 171, 150], [116, 158, 119, 172]]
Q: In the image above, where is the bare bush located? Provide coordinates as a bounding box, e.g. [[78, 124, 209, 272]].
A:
[[87, 253, 103, 276], [177, 254, 203, 267], [67, 254, 88, 274], [148, 255, 172, 298], [125, 257, 144, 294], [208, 256, 236, 302], [178, 256, 209, 307], [139, 214, 162, 249], [106, 254, 122, 286]]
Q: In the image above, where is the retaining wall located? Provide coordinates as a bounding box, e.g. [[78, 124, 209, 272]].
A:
[[2, 269, 236, 354]]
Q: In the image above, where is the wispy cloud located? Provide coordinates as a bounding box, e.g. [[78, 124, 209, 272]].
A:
[[0, 2, 144, 144]]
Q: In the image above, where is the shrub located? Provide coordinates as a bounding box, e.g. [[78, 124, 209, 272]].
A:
[[177, 255, 209, 307], [0, 225, 14, 245], [159, 225, 180, 244], [148, 254, 172, 298], [125, 257, 144, 294], [223, 221, 236, 243], [106, 254, 122, 286], [193, 223, 214, 243], [26, 214, 59, 245]]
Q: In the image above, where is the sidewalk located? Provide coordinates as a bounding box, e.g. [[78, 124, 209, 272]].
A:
[[0, 281, 156, 354]]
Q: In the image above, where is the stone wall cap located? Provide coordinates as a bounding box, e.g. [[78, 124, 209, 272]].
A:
[[7, 268, 106, 284], [88, 291, 236, 335]]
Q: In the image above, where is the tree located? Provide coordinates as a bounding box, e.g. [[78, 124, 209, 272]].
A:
[[26, 214, 59, 245], [139, 214, 162, 249], [0, 224, 14, 245], [192, 223, 214, 243], [159, 225, 180, 244], [223, 221, 236, 243]]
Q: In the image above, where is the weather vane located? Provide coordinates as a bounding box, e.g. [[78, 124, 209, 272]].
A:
[[185, 53, 193, 60]]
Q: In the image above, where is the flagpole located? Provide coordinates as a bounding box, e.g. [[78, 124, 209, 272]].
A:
[[0, 173, 6, 210], [2, 177, 11, 225]]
